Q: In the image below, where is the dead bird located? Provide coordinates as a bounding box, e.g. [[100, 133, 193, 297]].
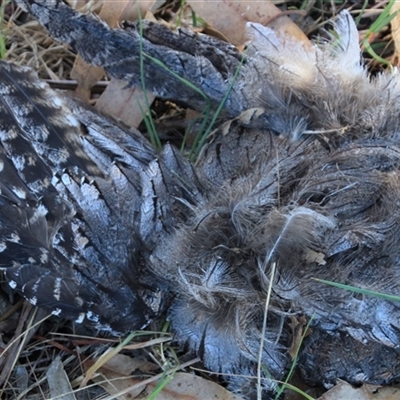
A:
[[3, 2, 400, 398]]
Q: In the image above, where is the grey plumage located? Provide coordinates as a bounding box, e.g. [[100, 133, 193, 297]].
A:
[[3, 1, 400, 398]]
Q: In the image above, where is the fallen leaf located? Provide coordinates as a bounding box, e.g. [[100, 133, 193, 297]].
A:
[[95, 79, 156, 128], [12, 365, 29, 395], [70, 59, 104, 102], [322, 383, 400, 400], [369, 386, 400, 400], [91, 353, 158, 376], [46, 357, 76, 400], [138, 372, 242, 400], [188, 0, 310, 46], [318, 380, 372, 400], [91, 371, 144, 399], [288, 315, 308, 360], [83, 354, 158, 399]]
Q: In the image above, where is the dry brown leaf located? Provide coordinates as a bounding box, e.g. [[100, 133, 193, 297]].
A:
[[188, 0, 310, 46], [100, 0, 156, 25], [70, 59, 103, 102], [93, 353, 158, 375], [288, 315, 308, 360], [137, 372, 242, 400], [323, 384, 400, 400], [87, 367, 241, 400], [12, 366, 29, 395], [373, 387, 400, 400], [317, 380, 373, 400], [91, 371, 144, 399], [46, 357, 76, 400], [390, 2, 400, 66], [95, 79, 156, 128], [83, 354, 158, 399], [368, 385, 400, 400]]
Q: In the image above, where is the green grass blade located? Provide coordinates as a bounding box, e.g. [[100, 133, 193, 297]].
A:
[[313, 278, 400, 302], [138, 12, 162, 149]]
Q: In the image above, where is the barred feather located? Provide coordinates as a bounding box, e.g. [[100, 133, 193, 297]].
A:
[[0, 60, 178, 333]]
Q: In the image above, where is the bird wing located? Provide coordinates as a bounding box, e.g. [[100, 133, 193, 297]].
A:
[[0, 60, 169, 333]]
